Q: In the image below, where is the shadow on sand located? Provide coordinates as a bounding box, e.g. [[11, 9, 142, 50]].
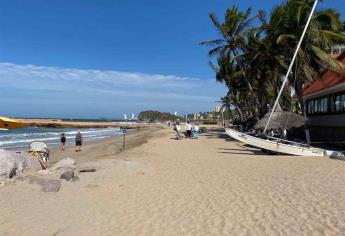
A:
[[205, 128, 288, 156], [202, 128, 234, 141]]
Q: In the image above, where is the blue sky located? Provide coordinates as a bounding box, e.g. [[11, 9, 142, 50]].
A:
[[0, 0, 343, 118]]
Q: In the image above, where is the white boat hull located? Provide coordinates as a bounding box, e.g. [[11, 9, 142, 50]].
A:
[[225, 128, 326, 157]]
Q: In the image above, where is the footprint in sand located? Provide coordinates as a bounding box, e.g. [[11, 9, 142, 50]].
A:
[[85, 184, 99, 189]]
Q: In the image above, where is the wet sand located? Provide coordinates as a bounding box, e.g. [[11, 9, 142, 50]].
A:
[[0, 128, 344, 235], [48, 127, 161, 164]]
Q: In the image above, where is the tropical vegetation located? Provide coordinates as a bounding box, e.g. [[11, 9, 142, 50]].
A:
[[201, 0, 345, 121], [138, 110, 182, 122]]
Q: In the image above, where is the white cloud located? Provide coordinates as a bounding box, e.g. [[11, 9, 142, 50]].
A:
[[0, 62, 226, 118]]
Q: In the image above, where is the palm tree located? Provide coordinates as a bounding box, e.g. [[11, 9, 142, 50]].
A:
[[202, 0, 345, 121], [215, 54, 247, 119], [271, 0, 345, 113], [200, 5, 259, 115]]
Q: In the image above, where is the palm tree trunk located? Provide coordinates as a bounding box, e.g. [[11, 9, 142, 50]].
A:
[[232, 51, 258, 115], [296, 85, 305, 115], [230, 92, 244, 120]]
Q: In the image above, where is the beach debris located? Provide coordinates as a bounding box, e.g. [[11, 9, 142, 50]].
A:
[[0, 150, 42, 179], [8, 168, 17, 179], [79, 168, 96, 173], [26, 176, 61, 192], [37, 169, 50, 175], [60, 171, 74, 181], [85, 184, 99, 189], [52, 158, 76, 171]]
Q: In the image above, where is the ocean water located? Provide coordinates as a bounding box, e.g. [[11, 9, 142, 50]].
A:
[[0, 127, 123, 150]]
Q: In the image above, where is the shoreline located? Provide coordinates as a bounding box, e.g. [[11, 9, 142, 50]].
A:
[[47, 127, 161, 165]]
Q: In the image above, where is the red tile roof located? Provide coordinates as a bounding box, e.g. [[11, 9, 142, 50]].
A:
[[303, 51, 345, 96]]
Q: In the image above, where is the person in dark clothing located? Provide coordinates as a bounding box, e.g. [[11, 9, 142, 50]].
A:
[[60, 133, 66, 151], [75, 130, 83, 151]]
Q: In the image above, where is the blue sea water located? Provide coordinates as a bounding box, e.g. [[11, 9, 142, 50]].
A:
[[0, 127, 122, 150]]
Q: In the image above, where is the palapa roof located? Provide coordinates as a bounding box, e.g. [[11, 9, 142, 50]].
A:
[[255, 110, 306, 130]]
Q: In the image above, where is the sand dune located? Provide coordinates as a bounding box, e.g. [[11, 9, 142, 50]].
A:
[[0, 128, 344, 235]]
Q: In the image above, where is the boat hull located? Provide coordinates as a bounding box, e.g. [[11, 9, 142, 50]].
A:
[[225, 128, 325, 157]]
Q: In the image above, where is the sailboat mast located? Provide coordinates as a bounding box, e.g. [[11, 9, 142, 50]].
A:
[[263, 0, 318, 134]]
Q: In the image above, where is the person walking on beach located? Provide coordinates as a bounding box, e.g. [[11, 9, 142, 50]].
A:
[[175, 121, 181, 139], [185, 121, 192, 138], [60, 133, 66, 151], [193, 123, 199, 139], [174, 121, 182, 140], [75, 130, 83, 151]]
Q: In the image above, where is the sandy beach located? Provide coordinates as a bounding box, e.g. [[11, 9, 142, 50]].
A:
[[1, 127, 345, 236]]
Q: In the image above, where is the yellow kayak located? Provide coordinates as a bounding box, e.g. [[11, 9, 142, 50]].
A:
[[0, 116, 26, 129]]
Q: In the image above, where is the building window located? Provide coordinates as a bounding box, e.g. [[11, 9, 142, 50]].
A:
[[321, 97, 328, 113], [306, 92, 345, 116], [335, 95, 341, 112], [314, 100, 319, 113], [308, 100, 313, 114]]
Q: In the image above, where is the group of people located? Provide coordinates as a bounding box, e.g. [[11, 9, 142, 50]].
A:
[[59, 130, 83, 152], [173, 120, 199, 139]]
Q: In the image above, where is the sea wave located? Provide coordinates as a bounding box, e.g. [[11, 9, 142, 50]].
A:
[[0, 127, 122, 149]]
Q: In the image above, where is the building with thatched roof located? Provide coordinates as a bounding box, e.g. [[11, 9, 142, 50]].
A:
[[303, 51, 345, 145]]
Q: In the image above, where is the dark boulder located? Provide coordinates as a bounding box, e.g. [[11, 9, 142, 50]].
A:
[[60, 171, 75, 181]]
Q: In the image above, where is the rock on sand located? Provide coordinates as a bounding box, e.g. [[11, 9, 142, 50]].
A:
[[0, 150, 42, 179], [52, 158, 76, 171]]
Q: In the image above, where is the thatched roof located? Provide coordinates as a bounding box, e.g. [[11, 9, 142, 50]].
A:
[[255, 111, 306, 130]]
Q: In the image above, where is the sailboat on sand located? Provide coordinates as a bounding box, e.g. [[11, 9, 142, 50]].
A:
[[225, 0, 343, 157]]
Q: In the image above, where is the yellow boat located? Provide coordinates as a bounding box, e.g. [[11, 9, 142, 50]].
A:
[[0, 116, 26, 129]]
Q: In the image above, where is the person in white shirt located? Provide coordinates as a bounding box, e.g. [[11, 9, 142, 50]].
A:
[[283, 128, 287, 139], [185, 121, 192, 138], [174, 121, 182, 139], [193, 123, 200, 139]]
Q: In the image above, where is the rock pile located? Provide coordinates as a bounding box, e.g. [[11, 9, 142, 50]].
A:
[[1, 155, 96, 192], [0, 150, 42, 179]]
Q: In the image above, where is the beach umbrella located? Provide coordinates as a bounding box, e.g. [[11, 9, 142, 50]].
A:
[[0, 116, 26, 129], [254, 111, 306, 131]]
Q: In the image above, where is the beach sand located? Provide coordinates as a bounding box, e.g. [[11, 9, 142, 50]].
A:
[[48, 127, 161, 164], [0, 127, 344, 236]]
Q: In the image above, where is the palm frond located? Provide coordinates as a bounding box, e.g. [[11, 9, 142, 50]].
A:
[[207, 46, 225, 58], [276, 34, 296, 44], [199, 39, 225, 46], [312, 46, 345, 74], [209, 13, 227, 38]]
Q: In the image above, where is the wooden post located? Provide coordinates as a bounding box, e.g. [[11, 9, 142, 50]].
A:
[[123, 133, 126, 151], [122, 128, 127, 152]]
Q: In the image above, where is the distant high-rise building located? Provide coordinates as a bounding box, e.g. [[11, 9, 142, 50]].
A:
[[131, 113, 135, 120], [174, 112, 177, 116], [123, 114, 127, 120], [214, 105, 222, 113]]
